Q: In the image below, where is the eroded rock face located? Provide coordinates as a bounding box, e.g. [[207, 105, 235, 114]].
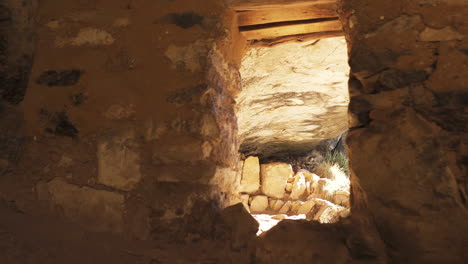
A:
[[237, 37, 349, 158]]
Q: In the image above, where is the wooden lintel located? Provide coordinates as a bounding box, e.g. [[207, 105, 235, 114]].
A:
[[237, 4, 338, 26], [249, 31, 345, 47], [228, 0, 337, 10], [240, 19, 342, 40]]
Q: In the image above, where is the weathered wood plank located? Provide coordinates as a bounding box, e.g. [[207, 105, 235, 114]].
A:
[[250, 31, 344, 47], [228, 0, 337, 10], [237, 4, 338, 26], [240, 19, 342, 40]]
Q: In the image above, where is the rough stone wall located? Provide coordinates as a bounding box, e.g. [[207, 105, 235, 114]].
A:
[[340, 0, 468, 262], [0, 0, 37, 178], [1, 0, 247, 240]]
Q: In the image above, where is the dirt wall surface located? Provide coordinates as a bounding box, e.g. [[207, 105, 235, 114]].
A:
[[0, 0, 466, 263]]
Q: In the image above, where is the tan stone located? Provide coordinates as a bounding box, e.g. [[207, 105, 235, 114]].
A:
[[307, 173, 321, 195], [271, 199, 284, 211], [290, 201, 303, 214], [419, 26, 464, 42], [250, 195, 269, 213], [290, 171, 307, 200], [308, 178, 334, 202], [297, 200, 316, 214], [307, 199, 343, 224], [240, 194, 250, 212], [268, 198, 277, 209], [285, 183, 293, 192], [272, 214, 286, 221], [298, 169, 314, 181], [260, 162, 293, 199], [36, 178, 124, 232], [334, 190, 350, 208], [239, 156, 260, 194], [278, 201, 292, 214], [56, 27, 115, 47], [97, 129, 141, 191]]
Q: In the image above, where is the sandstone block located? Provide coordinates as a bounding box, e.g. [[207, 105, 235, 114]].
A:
[[261, 162, 293, 199], [152, 135, 209, 165], [307, 199, 343, 224], [290, 201, 303, 214], [240, 194, 250, 212], [308, 178, 334, 202], [297, 200, 316, 214], [290, 171, 307, 200], [250, 195, 269, 213], [334, 190, 350, 208], [239, 156, 260, 194], [306, 173, 320, 195], [279, 201, 292, 214], [37, 178, 124, 232], [272, 214, 286, 220], [419, 26, 464, 42], [271, 200, 284, 211], [285, 183, 293, 192], [98, 129, 141, 191]]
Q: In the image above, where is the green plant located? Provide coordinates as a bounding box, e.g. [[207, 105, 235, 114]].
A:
[[324, 151, 349, 176]]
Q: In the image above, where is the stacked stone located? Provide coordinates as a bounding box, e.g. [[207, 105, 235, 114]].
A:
[[239, 156, 350, 223]]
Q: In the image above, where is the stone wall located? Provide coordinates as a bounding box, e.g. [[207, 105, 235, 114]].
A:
[[0, 0, 466, 263], [0, 0, 248, 240], [239, 156, 350, 223], [340, 0, 468, 262], [0, 0, 37, 178]]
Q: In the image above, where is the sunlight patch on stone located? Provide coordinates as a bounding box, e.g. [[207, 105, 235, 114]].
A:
[[252, 214, 307, 236]]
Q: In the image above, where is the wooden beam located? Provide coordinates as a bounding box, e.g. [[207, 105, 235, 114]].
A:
[[249, 31, 344, 47], [228, 0, 337, 10], [240, 19, 342, 40], [237, 4, 338, 26]]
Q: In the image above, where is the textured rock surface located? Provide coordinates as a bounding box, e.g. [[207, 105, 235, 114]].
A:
[[237, 37, 349, 157], [340, 0, 468, 262], [239, 156, 260, 193], [37, 178, 124, 232], [289, 171, 307, 200], [97, 128, 141, 191], [250, 195, 269, 212], [260, 162, 293, 198], [0, 0, 466, 263]]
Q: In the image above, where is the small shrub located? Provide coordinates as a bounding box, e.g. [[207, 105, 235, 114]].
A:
[[324, 151, 349, 176]]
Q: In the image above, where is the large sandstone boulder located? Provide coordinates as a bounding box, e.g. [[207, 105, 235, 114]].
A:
[[236, 37, 349, 158], [239, 156, 260, 194], [261, 162, 293, 199]]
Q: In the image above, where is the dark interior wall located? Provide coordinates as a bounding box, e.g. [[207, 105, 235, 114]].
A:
[[340, 0, 468, 262], [0, 0, 247, 240], [0, 0, 37, 104], [0, 0, 467, 263], [0, 0, 37, 177]]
